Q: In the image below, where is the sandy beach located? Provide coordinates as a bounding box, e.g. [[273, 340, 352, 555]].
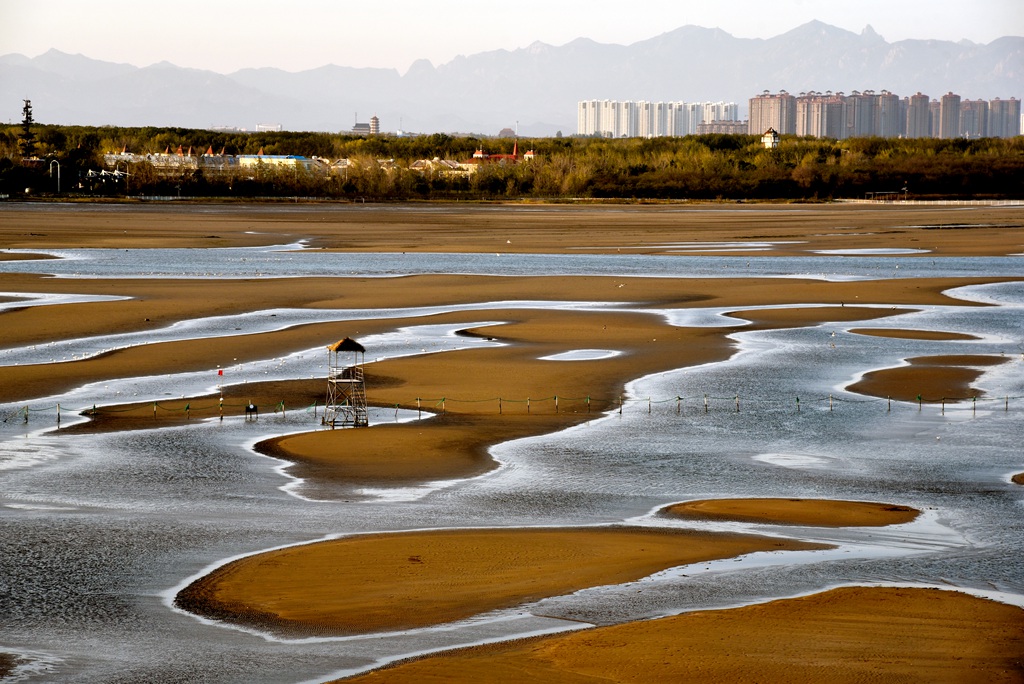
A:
[[1, 202, 1022, 682]]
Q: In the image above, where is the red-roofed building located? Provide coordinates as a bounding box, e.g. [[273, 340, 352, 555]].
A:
[[460, 141, 536, 172]]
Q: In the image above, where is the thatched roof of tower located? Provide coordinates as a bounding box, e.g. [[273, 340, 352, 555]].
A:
[[327, 337, 365, 353]]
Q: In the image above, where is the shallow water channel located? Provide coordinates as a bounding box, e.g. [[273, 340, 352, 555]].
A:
[[1, 245, 1023, 682]]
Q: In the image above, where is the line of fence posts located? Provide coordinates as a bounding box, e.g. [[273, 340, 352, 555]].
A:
[[422, 391, 1009, 417], [7, 392, 1021, 428]]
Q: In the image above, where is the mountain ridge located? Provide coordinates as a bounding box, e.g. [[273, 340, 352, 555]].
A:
[[2, 22, 1020, 135]]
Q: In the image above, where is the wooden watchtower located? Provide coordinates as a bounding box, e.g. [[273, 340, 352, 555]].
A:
[[324, 337, 368, 428]]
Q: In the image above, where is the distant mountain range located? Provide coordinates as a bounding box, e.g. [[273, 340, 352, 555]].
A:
[[2, 21, 1021, 136]]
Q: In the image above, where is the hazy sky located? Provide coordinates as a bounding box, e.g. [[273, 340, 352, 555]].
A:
[[2, 0, 1022, 74]]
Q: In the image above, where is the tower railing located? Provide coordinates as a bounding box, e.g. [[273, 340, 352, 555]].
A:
[[324, 341, 368, 428]]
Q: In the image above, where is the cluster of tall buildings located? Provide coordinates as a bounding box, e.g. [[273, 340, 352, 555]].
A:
[[749, 90, 1021, 140], [577, 100, 741, 138], [579, 91, 1020, 140]]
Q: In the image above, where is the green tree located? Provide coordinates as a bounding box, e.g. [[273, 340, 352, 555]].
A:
[[35, 127, 67, 157]]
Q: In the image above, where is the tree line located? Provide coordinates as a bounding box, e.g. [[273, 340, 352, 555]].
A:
[[2, 122, 1022, 200]]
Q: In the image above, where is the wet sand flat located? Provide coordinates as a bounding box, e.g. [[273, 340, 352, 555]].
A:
[[50, 304, 936, 485], [2, 202, 1023, 255], [0, 277, 995, 406], [3, 202, 1023, 681], [333, 586, 1024, 684], [849, 327, 980, 341]]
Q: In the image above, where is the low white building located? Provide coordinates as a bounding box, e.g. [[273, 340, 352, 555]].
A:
[[237, 150, 321, 172]]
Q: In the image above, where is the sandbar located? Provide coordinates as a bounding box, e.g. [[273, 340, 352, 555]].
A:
[[662, 498, 919, 527], [724, 305, 916, 330], [60, 379, 326, 434], [333, 586, 1024, 684], [848, 354, 1010, 402], [849, 327, 979, 341], [175, 526, 827, 636], [0, 251, 57, 261]]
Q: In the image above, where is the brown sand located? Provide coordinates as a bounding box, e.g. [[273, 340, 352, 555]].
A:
[[334, 587, 1024, 684], [175, 527, 827, 636], [0, 653, 17, 679], [2, 203, 1022, 255], [848, 354, 1011, 402], [0, 251, 57, 261], [662, 498, 919, 527], [849, 327, 980, 341], [0, 269, 994, 359], [724, 305, 917, 330], [4, 203, 1024, 681], [258, 414, 583, 484], [58, 379, 327, 434]]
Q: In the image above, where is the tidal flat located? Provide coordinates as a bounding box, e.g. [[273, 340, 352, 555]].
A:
[[1, 202, 1022, 683]]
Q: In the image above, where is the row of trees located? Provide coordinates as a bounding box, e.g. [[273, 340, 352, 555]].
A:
[[2, 120, 1023, 200]]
